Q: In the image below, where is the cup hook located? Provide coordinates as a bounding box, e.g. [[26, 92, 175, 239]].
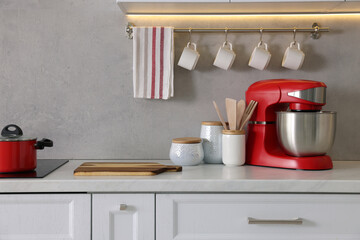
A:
[[293, 27, 297, 43], [189, 28, 192, 43], [259, 28, 263, 45], [225, 27, 229, 45]]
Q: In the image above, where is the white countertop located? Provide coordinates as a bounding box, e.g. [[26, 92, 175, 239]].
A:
[[1, 160, 360, 193]]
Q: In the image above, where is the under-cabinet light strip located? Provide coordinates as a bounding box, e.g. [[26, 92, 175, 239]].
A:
[[126, 12, 360, 16]]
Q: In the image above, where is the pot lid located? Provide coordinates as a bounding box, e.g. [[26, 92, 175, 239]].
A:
[[0, 124, 36, 142], [172, 137, 202, 144], [201, 121, 223, 126]]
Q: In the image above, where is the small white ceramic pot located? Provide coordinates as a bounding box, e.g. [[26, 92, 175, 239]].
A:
[[200, 121, 223, 164], [169, 137, 204, 166], [222, 130, 246, 166]]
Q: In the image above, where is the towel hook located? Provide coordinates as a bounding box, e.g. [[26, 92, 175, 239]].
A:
[[126, 22, 135, 39], [293, 27, 297, 43]]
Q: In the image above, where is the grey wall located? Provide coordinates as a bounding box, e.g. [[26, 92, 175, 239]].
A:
[[0, 0, 359, 160]]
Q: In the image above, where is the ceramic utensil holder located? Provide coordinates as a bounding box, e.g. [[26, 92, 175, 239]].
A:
[[222, 130, 246, 166]]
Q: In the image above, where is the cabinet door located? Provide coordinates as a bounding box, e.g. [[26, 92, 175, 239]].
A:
[[92, 194, 154, 240], [157, 194, 360, 240], [0, 194, 90, 240]]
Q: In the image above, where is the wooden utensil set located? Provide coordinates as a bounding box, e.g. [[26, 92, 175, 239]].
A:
[[213, 99, 258, 131]]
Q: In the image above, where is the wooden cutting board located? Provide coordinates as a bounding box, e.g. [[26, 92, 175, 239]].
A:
[[73, 162, 182, 176]]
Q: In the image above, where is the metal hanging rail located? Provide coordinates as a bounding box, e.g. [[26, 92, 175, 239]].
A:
[[126, 22, 329, 40]]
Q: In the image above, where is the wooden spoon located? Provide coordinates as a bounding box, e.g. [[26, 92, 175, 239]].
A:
[[212, 101, 228, 130], [225, 98, 237, 130], [236, 100, 245, 130]]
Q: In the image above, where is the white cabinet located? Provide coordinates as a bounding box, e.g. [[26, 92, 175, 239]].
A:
[[92, 194, 155, 240], [0, 194, 90, 240], [3, 192, 360, 240], [156, 194, 360, 240]]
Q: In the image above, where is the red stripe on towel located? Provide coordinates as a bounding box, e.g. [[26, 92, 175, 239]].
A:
[[151, 27, 156, 99], [159, 27, 164, 99]]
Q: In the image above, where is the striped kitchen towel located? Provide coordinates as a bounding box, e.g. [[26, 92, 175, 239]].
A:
[[133, 27, 174, 99]]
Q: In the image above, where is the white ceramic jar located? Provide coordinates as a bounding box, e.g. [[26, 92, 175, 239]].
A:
[[222, 130, 246, 166], [169, 137, 204, 166], [200, 121, 223, 164]]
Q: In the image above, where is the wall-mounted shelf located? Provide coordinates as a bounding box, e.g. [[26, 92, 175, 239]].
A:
[[117, 0, 360, 14]]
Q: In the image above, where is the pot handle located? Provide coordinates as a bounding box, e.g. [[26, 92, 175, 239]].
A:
[[35, 138, 53, 150], [1, 124, 23, 138]]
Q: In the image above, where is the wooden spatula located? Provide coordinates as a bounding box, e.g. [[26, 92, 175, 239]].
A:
[[236, 100, 245, 130], [225, 98, 237, 130], [213, 101, 228, 130]]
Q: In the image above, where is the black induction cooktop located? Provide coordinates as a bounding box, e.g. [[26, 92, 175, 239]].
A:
[[0, 159, 69, 178]]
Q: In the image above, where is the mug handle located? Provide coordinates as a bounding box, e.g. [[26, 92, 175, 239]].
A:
[[258, 41, 268, 51], [187, 42, 197, 51], [290, 41, 301, 50], [222, 41, 233, 50]]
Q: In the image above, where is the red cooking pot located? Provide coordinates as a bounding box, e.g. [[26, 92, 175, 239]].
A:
[[0, 124, 53, 173]]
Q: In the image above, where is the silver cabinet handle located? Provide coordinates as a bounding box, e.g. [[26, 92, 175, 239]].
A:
[[248, 217, 303, 225], [120, 204, 127, 210]]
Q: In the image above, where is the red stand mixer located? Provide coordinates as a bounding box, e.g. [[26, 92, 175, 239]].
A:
[[246, 79, 336, 170]]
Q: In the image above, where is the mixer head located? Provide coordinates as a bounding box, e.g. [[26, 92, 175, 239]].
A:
[[246, 79, 327, 122], [288, 86, 326, 111]]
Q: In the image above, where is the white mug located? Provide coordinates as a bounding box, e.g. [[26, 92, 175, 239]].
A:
[[213, 42, 236, 70], [282, 41, 305, 70], [248, 41, 271, 71], [177, 42, 200, 71]]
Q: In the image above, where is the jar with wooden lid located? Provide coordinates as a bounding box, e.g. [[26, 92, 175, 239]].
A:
[[200, 121, 223, 164], [222, 130, 246, 166], [169, 137, 204, 166]]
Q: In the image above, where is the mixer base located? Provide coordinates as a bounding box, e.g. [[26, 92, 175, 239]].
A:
[[246, 123, 333, 170], [247, 153, 333, 170]]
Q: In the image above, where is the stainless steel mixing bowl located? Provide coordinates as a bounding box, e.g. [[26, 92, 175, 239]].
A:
[[276, 111, 336, 157]]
